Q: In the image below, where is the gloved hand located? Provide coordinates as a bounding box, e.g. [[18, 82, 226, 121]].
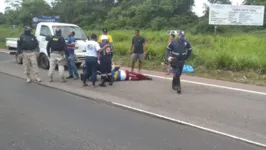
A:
[[168, 56, 173, 62]]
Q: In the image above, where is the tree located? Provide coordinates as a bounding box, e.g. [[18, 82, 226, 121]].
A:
[[202, 0, 232, 17], [208, 0, 231, 4], [4, 0, 51, 25], [3, 0, 235, 33], [0, 13, 6, 24]]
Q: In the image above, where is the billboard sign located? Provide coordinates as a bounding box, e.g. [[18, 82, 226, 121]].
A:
[[209, 4, 265, 26], [32, 16, 60, 27]]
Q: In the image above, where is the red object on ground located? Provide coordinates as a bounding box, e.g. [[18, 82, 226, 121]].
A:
[[125, 70, 147, 81]]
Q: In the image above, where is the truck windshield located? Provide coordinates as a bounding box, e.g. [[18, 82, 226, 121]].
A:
[[52, 26, 87, 40]]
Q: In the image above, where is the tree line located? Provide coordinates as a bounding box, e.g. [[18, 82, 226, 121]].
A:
[[0, 0, 265, 33]]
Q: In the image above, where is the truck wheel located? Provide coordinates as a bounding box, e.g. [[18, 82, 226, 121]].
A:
[[39, 53, 49, 70], [15, 53, 23, 64], [8, 46, 16, 50]]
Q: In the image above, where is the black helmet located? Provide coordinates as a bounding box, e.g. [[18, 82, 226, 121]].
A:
[[55, 28, 62, 36]]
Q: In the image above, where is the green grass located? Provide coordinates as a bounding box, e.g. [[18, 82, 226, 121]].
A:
[[1, 25, 266, 86], [87, 29, 266, 74], [0, 25, 22, 49]]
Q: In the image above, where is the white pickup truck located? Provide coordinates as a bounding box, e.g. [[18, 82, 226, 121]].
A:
[[6, 22, 88, 69]]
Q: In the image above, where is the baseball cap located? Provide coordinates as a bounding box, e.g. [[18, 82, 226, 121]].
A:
[[102, 28, 108, 33], [135, 29, 140, 32]]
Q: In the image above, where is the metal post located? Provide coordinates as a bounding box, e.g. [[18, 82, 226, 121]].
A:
[[214, 26, 217, 35]]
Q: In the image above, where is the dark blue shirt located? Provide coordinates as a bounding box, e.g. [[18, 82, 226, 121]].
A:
[[66, 36, 76, 55]]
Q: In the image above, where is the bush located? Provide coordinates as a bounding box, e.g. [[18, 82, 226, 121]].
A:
[[104, 30, 266, 74]]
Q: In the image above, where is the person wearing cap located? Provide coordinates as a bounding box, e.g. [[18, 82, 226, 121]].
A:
[[97, 28, 114, 87], [17, 25, 41, 83], [65, 31, 79, 80], [129, 29, 146, 72], [167, 30, 192, 94], [98, 28, 113, 44], [82, 34, 110, 87], [46, 28, 67, 82]]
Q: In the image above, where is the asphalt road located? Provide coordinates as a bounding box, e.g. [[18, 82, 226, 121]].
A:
[[0, 73, 265, 150], [0, 51, 14, 61]]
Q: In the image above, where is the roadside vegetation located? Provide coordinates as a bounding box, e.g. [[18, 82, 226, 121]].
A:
[[1, 0, 266, 85]]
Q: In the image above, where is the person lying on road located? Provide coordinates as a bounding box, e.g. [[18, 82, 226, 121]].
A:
[[108, 63, 153, 81], [80, 62, 153, 82]]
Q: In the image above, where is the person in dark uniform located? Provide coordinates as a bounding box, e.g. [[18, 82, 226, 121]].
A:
[[46, 28, 67, 82], [98, 28, 113, 87], [167, 31, 192, 94], [17, 25, 41, 83]]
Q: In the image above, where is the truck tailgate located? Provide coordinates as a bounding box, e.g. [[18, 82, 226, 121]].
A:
[[6, 38, 18, 49]]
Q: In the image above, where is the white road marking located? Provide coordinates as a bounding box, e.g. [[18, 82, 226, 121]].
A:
[[112, 102, 266, 148], [145, 74, 266, 96]]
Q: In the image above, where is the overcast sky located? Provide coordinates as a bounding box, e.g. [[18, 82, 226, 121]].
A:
[[0, 0, 244, 17]]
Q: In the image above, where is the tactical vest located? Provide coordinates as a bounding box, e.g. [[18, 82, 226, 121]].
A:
[[20, 34, 38, 50], [50, 35, 64, 51]]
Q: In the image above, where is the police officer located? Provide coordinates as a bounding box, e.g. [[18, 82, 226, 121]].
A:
[[98, 28, 114, 87], [17, 25, 41, 83], [46, 28, 67, 82], [167, 31, 192, 94]]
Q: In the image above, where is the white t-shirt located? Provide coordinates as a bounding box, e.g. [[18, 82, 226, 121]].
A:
[[84, 40, 101, 57], [120, 70, 127, 80], [100, 35, 109, 41]]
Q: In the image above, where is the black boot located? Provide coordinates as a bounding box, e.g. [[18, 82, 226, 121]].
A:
[[177, 77, 181, 94], [172, 77, 178, 90], [108, 75, 113, 85], [66, 75, 74, 79], [99, 76, 107, 87]]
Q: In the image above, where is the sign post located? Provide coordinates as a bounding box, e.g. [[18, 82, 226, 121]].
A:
[[208, 4, 265, 34]]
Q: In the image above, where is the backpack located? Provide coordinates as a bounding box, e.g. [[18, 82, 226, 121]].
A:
[[20, 34, 38, 50]]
